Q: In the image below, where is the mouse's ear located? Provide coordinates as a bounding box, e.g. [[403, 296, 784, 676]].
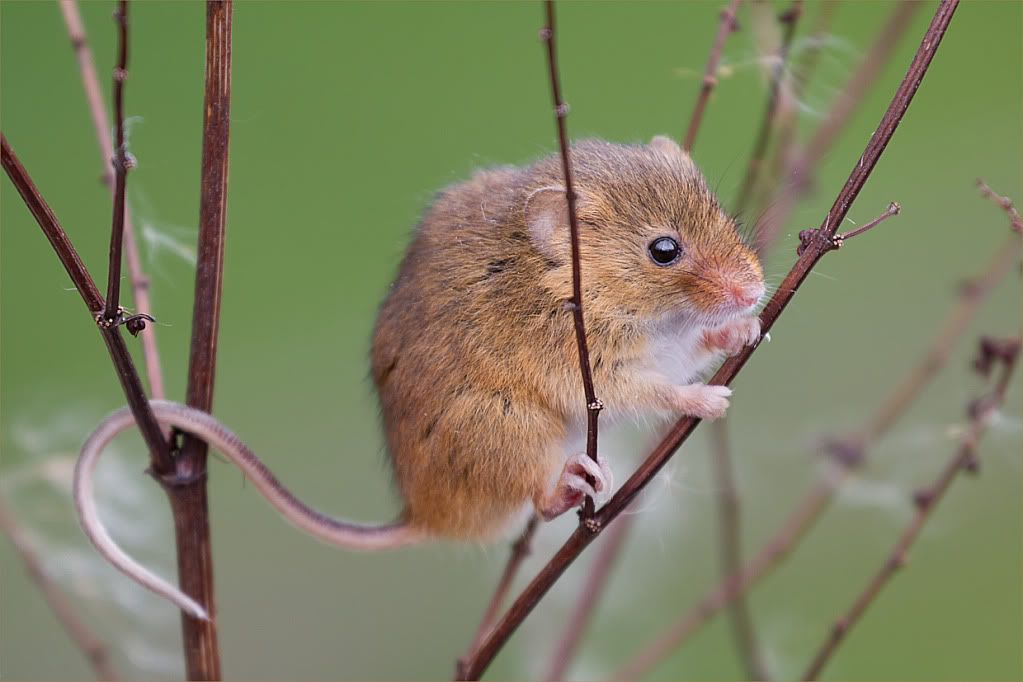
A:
[[524, 185, 570, 260], [650, 135, 699, 171], [649, 135, 683, 156]]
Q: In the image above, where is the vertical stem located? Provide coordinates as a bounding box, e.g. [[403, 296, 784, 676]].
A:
[[733, 0, 803, 215], [103, 1, 130, 321], [710, 419, 769, 680], [541, 0, 602, 514], [172, 2, 232, 678], [60, 0, 167, 401]]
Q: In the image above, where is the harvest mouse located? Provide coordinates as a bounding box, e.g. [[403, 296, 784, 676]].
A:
[[74, 136, 765, 619]]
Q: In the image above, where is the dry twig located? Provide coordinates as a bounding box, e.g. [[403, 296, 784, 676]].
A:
[[59, 0, 167, 401], [614, 181, 1017, 681], [802, 336, 1021, 679], [168, 2, 233, 677], [733, 0, 804, 214], [754, 0, 922, 255], [0, 493, 120, 681], [977, 179, 1023, 235], [709, 419, 770, 680], [1, 136, 174, 473], [684, 0, 743, 152], [457, 2, 959, 677], [101, 1, 131, 323]]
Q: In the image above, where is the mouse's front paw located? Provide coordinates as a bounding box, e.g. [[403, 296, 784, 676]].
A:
[[538, 453, 613, 521], [675, 383, 732, 420], [703, 316, 761, 356]]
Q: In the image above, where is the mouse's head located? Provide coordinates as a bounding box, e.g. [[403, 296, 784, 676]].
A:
[[524, 137, 765, 329]]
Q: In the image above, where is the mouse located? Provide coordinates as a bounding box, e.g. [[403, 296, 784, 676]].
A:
[[74, 136, 766, 620]]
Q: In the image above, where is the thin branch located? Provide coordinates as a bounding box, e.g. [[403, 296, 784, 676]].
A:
[[709, 419, 770, 680], [169, 2, 233, 677], [102, 0, 130, 322], [733, 0, 804, 214], [765, 0, 841, 194], [458, 3, 603, 671], [60, 0, 167, 401], [542, 513, 635, 682], [457, 517, 539, 679], [0, 493, 120, 681], [977, 179, 1023, 234], [615, 188, 1017, 680], [1, 135, 174, 474], [683, 0, 743, 152], [456, 3, 959, 678], [541, 0, 602, 508], [754, 0, 922, 255], [802, 337, 1021, 680]]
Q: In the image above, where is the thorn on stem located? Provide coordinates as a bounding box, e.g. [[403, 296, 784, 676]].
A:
[[912, 487, 934, 510]]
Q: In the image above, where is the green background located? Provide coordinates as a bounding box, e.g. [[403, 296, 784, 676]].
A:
[[2, 1, 1020, 679]]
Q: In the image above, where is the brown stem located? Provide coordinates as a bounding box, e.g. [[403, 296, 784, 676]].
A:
[[733, 0, 804, 215], [977, 179, 1023, 234], [542, 513, 635, 682], [456, 3, 959, 678], [456, 517, 539, 679], [541, 0, 602, 513], [0, 493, 120, 681], [170, 2, 232, 678], [802, 337, 1020, 680], [615, 183, 1016, 680], [103, 0, 130, 322], [683, 0, 743, 152], [60, 0, 167, 401], [710, 419, 770, 680], [1, 135, 174, 474], [754, 0, 922, 255], [765, 0, 841, 196]]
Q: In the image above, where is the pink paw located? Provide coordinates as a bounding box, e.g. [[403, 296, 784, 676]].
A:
[[538, 453, 613, 521], [676, 383, 732, 420], [703, 316, 761, 356]]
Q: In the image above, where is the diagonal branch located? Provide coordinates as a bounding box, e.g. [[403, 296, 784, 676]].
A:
[[754, 0, 921, 255], [802, 336, 1020, 680], [613, 183, 1017, 680], [60, 0, 167, 401], [456, 2, 959, 677], [0, 493, 120, 681], [168, 2, 233, 677], [684, 0, 743, 152], [1, 135, 174, 474]]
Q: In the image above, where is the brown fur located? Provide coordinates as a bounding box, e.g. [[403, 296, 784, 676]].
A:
[[371, 137, 763, 540]]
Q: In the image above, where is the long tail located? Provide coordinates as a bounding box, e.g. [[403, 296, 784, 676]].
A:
[[73, 400, 423, 621]]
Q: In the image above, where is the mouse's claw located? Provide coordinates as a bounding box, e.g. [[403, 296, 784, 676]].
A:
[[538, 453, 614, 520]]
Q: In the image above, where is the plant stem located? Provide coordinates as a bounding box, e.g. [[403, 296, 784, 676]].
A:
[[801, 337, 1020, 679], [456, 3, 959, 677], [59, 0, 167, 402], [170, 2, 233, 677], [684, 0, 743, 152], [0, 493, 120, 681]]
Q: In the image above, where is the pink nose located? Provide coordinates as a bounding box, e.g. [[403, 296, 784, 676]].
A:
[[730, 283, 765, 308]]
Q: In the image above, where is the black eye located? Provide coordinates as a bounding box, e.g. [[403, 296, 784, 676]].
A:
[[648, 237, 681, 266]]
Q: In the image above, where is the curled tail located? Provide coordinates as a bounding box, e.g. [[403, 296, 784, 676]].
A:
[[73, 400, 423, 621]]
